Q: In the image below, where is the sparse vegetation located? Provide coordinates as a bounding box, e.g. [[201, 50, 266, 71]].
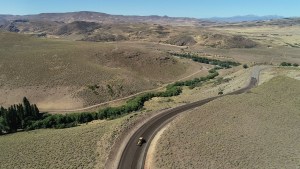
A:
[[214, 77, 232, 85], [0, 32, 192, 109], [166, 35, 197, 46]]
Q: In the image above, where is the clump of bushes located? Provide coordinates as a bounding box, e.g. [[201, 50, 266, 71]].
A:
[[280, 62, 299, 67]]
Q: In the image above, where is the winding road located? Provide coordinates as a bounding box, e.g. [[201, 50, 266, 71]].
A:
[[116, 66, 263, 169]]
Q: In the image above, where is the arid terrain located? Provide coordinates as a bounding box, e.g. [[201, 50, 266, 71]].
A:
[[151, 75, 300, 169], [0, 32, 202, 110], [0, 11, 300, 169]]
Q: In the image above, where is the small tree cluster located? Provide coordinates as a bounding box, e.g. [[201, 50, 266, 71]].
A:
[[0, 97, 42, 134]]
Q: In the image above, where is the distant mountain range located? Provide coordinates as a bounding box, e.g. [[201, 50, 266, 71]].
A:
[[0, 11, 211, 26], [0, 12, 290, 26], [206, 15, 285, 23]]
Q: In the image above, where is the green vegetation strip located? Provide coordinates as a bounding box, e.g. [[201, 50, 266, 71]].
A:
[[0, 56, 240, 133], [170, 52, 240, 68]]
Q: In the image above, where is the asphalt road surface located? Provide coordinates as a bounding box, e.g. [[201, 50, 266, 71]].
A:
[[117, 66, 262, 169]]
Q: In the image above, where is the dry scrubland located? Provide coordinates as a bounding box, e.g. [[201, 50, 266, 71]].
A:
[[153, 76, 300, 169], [0, 115, 133, 169], [203, 25, 300, 64], [0, 32, 198, 110], [144, 66, 252, 111]]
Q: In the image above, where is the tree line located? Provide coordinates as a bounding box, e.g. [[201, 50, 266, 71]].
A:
[[170, 52, 240, 68]]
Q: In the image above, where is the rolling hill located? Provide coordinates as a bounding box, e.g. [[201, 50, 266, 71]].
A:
[[0, 32, 198, 110]]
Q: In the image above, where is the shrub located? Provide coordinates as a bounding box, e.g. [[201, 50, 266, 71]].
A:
[[243, 64, 249, 69], [280, 62, 292, 66]]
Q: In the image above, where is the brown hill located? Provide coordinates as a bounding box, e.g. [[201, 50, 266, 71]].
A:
[[166, 35, 197, 46], [0, 32, 197, 110], [55, 21, 102, 35], [200, 33, 258, 48]]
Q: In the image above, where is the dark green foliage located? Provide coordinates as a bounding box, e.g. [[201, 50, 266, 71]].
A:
[[280, 62, 292, 66], [0, 97, 43, 134], [280, 62, 300, 67], [243, 64, 249, 69], [170, 52, 240, 68]]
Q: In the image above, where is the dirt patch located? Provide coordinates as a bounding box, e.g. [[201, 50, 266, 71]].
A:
[[0, 86, 84, 110]]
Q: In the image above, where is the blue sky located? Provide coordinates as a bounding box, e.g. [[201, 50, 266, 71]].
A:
[[1, 0, 300, 18]]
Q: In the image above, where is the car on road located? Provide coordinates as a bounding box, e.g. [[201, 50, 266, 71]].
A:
[[137, 137, 145, 146]]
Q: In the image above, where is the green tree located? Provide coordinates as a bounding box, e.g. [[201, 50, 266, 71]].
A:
[[23, 97, 32, 117]]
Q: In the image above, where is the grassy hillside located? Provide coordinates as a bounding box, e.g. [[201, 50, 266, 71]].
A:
[[153, 76, 300, 168], [0, 32, 195, 110], [0, 118, 124, 169]]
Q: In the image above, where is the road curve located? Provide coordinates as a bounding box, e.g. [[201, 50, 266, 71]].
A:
[[117, 66, 262, 169]]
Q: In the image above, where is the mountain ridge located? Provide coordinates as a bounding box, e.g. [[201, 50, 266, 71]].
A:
[[1, 11, 291, 25], [206, 15, 284, 22]]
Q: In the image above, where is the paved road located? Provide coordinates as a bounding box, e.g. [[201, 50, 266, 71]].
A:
[[117, 66, 262, 169]]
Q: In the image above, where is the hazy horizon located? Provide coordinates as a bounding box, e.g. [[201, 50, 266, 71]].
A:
[[0, 11, 290, 20], [1, 0, 300, 18]]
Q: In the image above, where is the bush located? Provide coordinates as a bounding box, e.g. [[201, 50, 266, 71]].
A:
[[243, 64, 249, 69], [293, 63, 299, 67], [280, 62, 292, 66]]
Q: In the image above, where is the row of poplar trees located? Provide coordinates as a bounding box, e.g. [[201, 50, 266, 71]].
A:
[[0, 97, 41, 134]]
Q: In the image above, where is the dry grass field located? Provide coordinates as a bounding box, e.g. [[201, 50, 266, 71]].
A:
[[203, 25, 300, 64], [0, 32, 200, 110], [152, 76, 300, 169], [0, 117, 128, 169]]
